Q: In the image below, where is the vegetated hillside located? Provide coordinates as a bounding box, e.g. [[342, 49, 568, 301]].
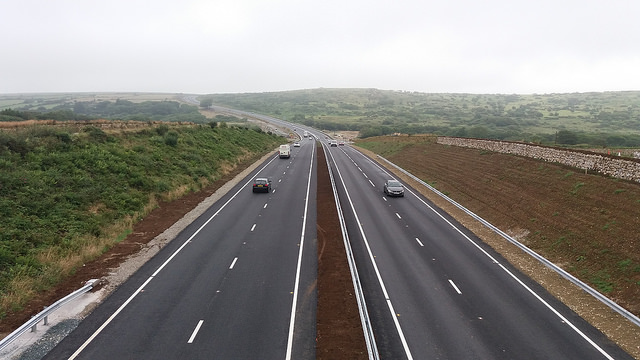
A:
[[0, 123, 285, 319], [202, 89, 640, 147], [356, 135, 640, 316], [0, 96, 206, 124]]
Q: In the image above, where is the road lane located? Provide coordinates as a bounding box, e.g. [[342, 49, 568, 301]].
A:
[[326, 144, 632, 359], [44, 140, 317, 360]]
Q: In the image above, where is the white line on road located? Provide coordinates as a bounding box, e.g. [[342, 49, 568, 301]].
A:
[[285, 140, 315, 360], [449, 279, 462, 294], [251, 224, 256, 232], [415, 238, 424, 247], [396, 213, 401, 219], [264, 203, 268, 208], [229, 257, 238, 269], [188, 320, 204, 344], [368, 179, 375, 187]]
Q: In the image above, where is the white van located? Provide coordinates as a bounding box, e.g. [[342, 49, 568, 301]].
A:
[[279, 144, 291, 158]]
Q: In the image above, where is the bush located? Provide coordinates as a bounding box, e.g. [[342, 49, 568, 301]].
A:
[[164, 131, 179, 146]]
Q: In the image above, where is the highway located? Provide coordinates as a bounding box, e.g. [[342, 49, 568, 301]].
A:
[[41, 103, 634, 359], [44, 138, 318, 359], [324, 143, 633, 359]]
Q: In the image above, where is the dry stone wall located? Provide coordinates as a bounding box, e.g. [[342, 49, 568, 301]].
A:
[[437, 137, 640, 182]]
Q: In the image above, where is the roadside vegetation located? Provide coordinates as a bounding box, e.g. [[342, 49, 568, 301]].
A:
[[1, 99, 206, 124], [0, 122, 284, 319], [201, 89, 640, 148]]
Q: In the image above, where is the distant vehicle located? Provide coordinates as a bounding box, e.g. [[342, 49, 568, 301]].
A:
[[338, 141, 345, 146], [252, 178, 271, 193], [303, 131, 309, 138], [293, 142, 301, 147], [279, 144, 291, 158], [329, 140, 338, 147], [383, 179, 404, 197]]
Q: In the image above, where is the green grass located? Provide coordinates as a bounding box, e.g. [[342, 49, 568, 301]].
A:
[[591, 271, 614, 293], [570, 182, 585, 195]]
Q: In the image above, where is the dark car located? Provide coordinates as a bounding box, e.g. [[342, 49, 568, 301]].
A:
[[383, 179, 404, 197], [252, 177, 271, 193]]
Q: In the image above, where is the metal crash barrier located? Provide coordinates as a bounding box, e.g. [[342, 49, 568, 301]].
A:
[[0, 279, 98, 352]]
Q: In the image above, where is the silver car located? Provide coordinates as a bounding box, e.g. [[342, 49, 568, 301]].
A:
[[383, 179, 404, 197]]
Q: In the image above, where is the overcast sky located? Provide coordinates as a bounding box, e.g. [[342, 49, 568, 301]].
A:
[[1, 0, 639, 95]]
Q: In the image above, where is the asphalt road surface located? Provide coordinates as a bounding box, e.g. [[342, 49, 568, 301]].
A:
[[44, 139, 318, 360], [324, 143, 632, 360]]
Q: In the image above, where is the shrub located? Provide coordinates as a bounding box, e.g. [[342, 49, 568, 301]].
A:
[[164, 131, 179, 146]]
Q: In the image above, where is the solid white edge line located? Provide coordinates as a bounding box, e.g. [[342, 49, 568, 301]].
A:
[[329, 148, 414, 360], [68, 276, 155, 359], [326, 145, 379, 359], [69, 155, 280, 359], [187, 320, 204, 344], [229, 257, 238, 269], [285, 141, 314, 360], [448, 279, 462, 295]]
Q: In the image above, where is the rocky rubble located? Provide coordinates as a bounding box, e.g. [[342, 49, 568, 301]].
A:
[[437, 137, 640, 182]]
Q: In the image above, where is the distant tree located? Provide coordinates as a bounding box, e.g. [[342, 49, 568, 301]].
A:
[[468, 126, 489, 139], [199, 98, 214, 108], [556, 130, 578, 145]]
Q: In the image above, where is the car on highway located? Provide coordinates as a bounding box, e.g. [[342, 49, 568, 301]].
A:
[[329, 140, 338, 147], [293, 142, 300, 147], [279, 144, 291, 158], [383, 179, 404, 197], [338, 141, 345, 146], [252, 177, 271, 193]]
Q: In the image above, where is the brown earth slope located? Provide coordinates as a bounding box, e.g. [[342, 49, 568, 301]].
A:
[[356, 134, 640, 357]]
